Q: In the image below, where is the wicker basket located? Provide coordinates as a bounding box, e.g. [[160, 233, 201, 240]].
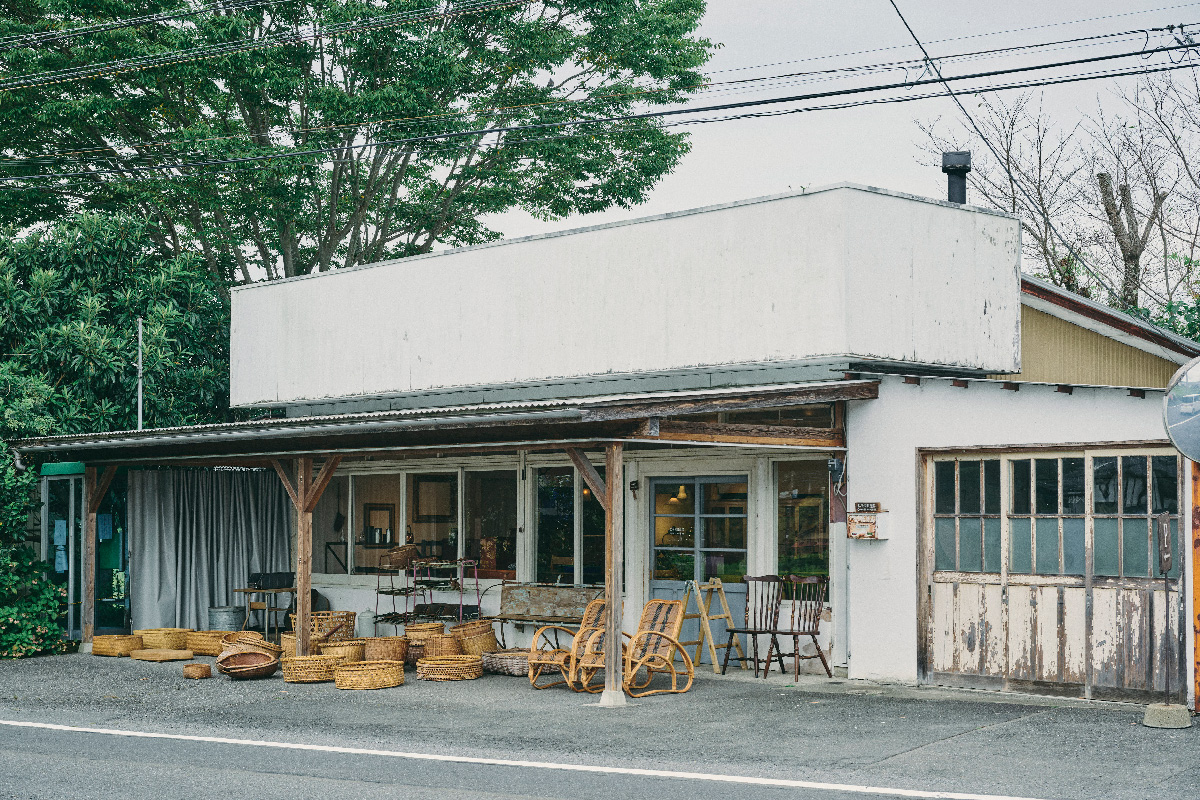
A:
[[182, 663, 212, 680], [402, 622, 444, 643], [280, 632, 296, 657], [334, 660, 405, 690], [451, 622, 499, 657], [290, 611, 356, 643], [133, 628, 191, 650], [217, 651, 281, 680], [93, 635, 143, 657], [422, 634, 463, 658], [186, 630, 236, 656], [405, 642, 425, 666], [416, 655, 484, 681], [221, 630, 264, 644], [380, 544, 421, 570], [319, 639, 366, 663], [363, 637, 408, 662], [219, 635, 283, 659], [281, 654, 345, 683], [481, 649, 531, 677]]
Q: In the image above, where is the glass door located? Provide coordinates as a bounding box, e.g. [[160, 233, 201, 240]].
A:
[[649, 476, 749, 664], [42, 476, 83, 640]]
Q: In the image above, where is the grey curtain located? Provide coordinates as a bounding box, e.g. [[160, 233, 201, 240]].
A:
[[128, 469, 293, 630]]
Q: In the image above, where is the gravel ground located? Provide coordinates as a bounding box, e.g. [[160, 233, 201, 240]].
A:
[[0, 653, 1196, 799]]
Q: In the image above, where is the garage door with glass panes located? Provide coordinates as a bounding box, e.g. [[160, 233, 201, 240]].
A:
[[923, 450, 1183, 701]]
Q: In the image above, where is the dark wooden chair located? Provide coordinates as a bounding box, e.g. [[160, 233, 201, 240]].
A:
[[768, 576, 832, 680], [721, 575, 785, 678]]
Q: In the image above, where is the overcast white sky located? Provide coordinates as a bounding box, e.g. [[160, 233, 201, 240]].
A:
[[487, 0, 1197, 238]]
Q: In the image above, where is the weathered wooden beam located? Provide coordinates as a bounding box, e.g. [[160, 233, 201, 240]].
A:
[[296, 457, 313, 657], [636, 419, 845, 448], [81, 465, 118, 644], [599, 442, 625, 707], [271, 459, 299, 509], [581, 381, 878, 422], [87, 466, 117, 514], [302, 455, 343, 513], [564, 447, 608, 512]]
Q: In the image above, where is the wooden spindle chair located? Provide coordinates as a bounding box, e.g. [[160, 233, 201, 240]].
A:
[[721, 575, 785, 677], [768, 576, 832, 680]]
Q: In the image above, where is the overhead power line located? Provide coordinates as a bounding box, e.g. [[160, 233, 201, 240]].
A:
[[884, 0, 1160, 306], [3, 36, 1198, 184]]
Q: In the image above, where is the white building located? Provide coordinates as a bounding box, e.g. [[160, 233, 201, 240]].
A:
[[20, 183, 1197, 703]]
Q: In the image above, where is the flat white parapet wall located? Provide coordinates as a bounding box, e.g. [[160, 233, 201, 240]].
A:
[[230, 184, 1021, 408]]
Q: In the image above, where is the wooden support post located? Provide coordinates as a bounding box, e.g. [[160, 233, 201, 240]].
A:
[[296, 457, 313, 657], [82, 466, 117, 644], [600, 442, 626, 707], [1192, 460, 1200, 712]]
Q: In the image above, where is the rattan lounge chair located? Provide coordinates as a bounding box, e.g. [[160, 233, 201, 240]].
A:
[[528, 598, 606, 690], [575, 598, 694, 697]]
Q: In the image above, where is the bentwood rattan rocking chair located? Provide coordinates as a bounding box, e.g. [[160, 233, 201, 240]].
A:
[[574, 598, 694, 697], [721, 575, 785, 677], [767, 576, 832, 680], [528, 599, 606, 690]]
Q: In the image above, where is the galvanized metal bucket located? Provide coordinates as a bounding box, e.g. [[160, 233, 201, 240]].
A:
[[208, 606, 244, 632]]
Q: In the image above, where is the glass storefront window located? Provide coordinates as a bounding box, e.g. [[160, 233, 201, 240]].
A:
[[777, 461, 829, 579], [536, 467, 574, 584], [651, 476, 748, 584], [407, 473, 458, 562], [313, 475, 349, 574], [352, 473, 402, 573], [465, 470, 518, 579]]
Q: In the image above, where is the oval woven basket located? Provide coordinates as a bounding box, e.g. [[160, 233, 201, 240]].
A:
[[290, 611, 356, 643], [219, 638, 283, 660], [481, 649, 531, 677], [334, 660, 405, 690], [319, 639, 366, 663], [133, 628, 191, 650], [405, 642, 425, 666], [416, 655, 483, 681], [281, 654, 345, 683], [363, 636, 408, 662], [452, 624, 499, 657], [422, 634, 462, 658], [93, 635, 143, 657], [186, 630, 236, 656], [402, 622, 444, 643], [217, 651, 280, 680], [182, 663, 212, 680], [221, 630, 264, 644]]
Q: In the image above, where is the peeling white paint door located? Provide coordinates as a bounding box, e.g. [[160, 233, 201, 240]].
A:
[[923, 450, 1184, 702]]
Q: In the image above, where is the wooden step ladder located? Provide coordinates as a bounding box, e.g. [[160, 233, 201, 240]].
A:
[[678, 578, 747, 673]]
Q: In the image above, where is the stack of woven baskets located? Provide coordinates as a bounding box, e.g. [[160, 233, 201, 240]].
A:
[[402, 622, 444, 665], [215, 631, 283, 679], [449, 620, 500, 656]]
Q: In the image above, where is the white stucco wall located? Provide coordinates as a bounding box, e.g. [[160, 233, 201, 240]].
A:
[[843, 375, 1173, 683], [230, 185, 1020, 408]]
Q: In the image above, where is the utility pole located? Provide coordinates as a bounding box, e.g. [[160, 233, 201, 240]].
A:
[[136, 317, 144, 430]]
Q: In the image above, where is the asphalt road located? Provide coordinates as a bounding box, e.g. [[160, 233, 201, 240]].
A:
[[0, 653, 1196, 800]]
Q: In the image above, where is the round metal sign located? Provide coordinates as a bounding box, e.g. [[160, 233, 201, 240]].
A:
[[1164, 354, 1200, 460]]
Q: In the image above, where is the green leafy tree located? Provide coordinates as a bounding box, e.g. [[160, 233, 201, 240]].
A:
[[0, 212, 232, 656], [0, 0, 713, 282]]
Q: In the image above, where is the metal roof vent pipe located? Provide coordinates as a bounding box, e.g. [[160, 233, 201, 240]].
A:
[[941, 151, 971, 204]]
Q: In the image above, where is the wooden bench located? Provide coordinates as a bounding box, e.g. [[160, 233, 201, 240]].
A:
[[490, 583, 604, 647]]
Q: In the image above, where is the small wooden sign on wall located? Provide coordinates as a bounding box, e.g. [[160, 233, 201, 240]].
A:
[[854, 502, 882, 513]]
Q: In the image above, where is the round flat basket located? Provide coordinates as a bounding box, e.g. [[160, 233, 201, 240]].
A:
[[130, 648, 194, 662], [133, 628, 191, 650], [318, 639, 366, 663], [290, 611, 356, 643], [186, 630, 236, 656], [363, 636, 407, 662], [402, 622, 444, 644], [281, 654, 344, 683], [481, 649, 531, 677], [405, 642, 425, 666], [182, 663, 212, 680], [422, 634, 463, 659], [217, 650, 280, 680], [334, 660, 405, 690], [416, 655, 484, 682], [93, 635, 143, 657]]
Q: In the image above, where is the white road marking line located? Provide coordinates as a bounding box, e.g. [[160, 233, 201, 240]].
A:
[[0, 718, 1056, 800]]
